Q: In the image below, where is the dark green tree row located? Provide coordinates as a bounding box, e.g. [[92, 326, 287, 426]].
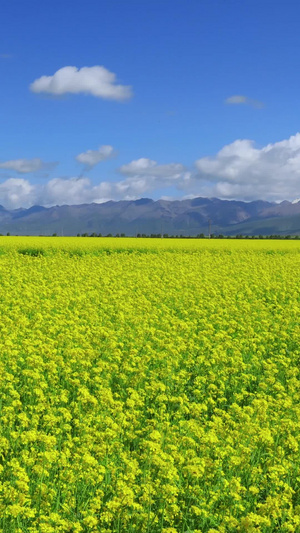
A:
[[0, 232, 299, 239]]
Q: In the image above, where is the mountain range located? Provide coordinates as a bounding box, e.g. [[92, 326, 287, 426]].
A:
[[1, 197, 300, 236]]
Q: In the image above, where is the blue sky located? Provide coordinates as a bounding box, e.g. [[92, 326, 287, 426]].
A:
[[1, 0, 300, 208]]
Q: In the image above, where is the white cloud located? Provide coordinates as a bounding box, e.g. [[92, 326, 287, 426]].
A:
[[76, 145, 115, 169], [0, 179, 36, 209], [30, 66, 132, 100], [192, 133, 300, 201], [41, 177, 120, 206], [42, 177, 97, 205], [225, 95, 264, 108], [0, 157, 187, 208], [2, 134, 300, 208], [0, 158, 56, 174], [120, 158, 185, 179], [0, 177, 113, 209], [117, 158, 188, 197]]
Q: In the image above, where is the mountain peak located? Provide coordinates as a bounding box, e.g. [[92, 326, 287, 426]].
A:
[[134, 198, 154, 206]]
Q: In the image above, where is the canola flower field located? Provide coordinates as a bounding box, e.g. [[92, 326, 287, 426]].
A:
[[0, 237, 300, 533]]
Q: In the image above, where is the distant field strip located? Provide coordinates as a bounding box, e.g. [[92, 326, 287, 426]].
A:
[[1, 235, 300, 253], [0, 239, 299, 532]]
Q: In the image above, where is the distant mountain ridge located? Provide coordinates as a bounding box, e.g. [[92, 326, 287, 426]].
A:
[[1, 197, 300, 236]]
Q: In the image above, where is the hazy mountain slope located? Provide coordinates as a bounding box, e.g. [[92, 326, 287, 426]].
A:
[[0, 197, 300, 236]]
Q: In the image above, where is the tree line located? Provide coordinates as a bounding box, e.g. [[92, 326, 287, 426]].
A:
[[73, 233, 300, 239], [1, 232, 299, 239]]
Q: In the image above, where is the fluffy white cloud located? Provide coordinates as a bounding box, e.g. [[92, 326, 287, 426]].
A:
[[193, 133, 300, 201], [0, 158, 55, 174], [2, 134, 300, 208], [0, 179, 36, 209], [41, 177, 121, 206], [76, 145, 115, 168], [42, 177, 93, 206], [0, 157, 187, 208], [225, 95, 264, 108], [0, 158, 187, 207], [118, 158, 189, 197], [30, 66, 132, 100], [0, 177, 113, 209]]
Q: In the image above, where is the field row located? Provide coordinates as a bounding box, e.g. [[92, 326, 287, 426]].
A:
[[0, 236, 300, 254]]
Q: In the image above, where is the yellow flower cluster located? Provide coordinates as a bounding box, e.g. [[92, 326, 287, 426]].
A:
[[0, 237, 299, 532]]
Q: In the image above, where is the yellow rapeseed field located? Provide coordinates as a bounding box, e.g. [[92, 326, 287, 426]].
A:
[[0, 237, 299, 532]]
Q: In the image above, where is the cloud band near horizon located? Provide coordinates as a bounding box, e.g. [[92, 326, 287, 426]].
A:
[[1, 133, 300, 208]]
